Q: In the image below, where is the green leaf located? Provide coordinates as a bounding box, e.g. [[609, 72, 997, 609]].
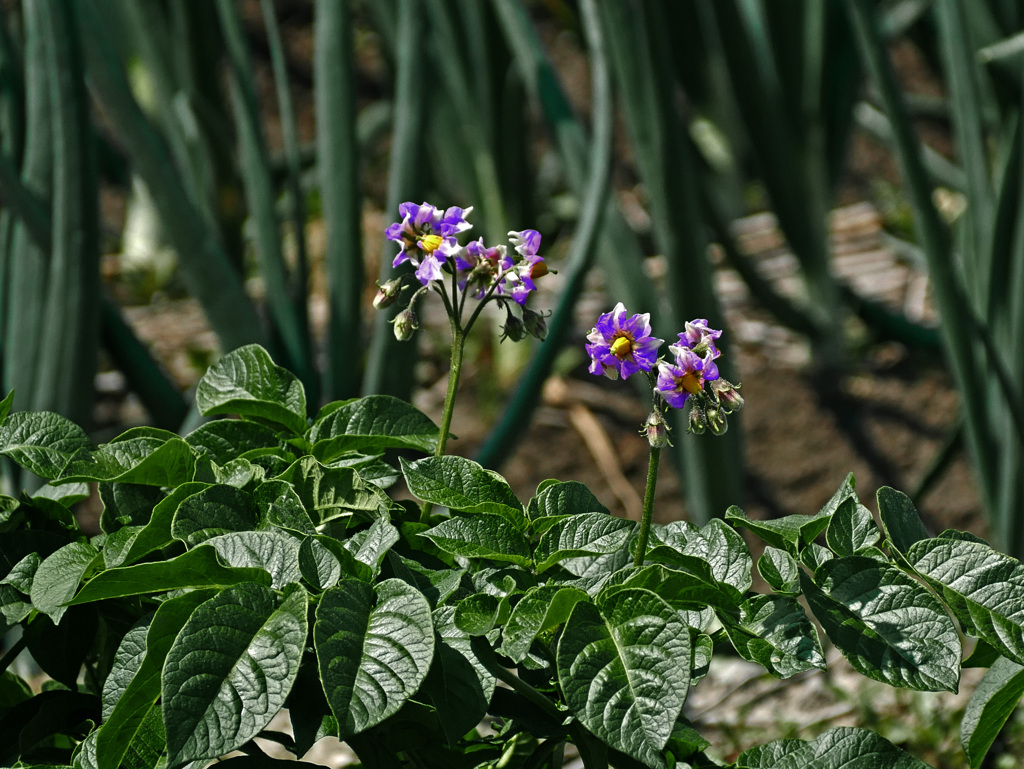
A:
[[401, 456, 525, 527], [800, 542, 834, 571], [526, 480, 608, 520], [163, 583, 308, 767], [206, 530, 302, 589], [31, 480, 89, 507], [743, 726, 937, 768], [195, 344, 307, 435], [254, 480, 316, 536], [98, 590, 216, 769], [171, 484, 258, 546], [682, 518, 753, 593], [961, 655, 1024, 769], [878, 486, 929, 556], [0, 410, 91, 479], [184, 419, 285, 466], [725, 504, 832, 555], [276, 455, 389, 525], [386, 552, 464, 607], [631, 553, 744, 612], [454, 593, 509, 636], [535, 513, 635, 572], [499, 585, 589, 662], [758, 547, 800, 594], [99, 483, 164, 534], [61, 430, 197, 485], [721, 595, 825, 678], [298, 535, 372, 590], [315, 578, 434, 738], [0, 389, 13, 425], [348, 517, 400, 574], [557, 588, 691, 768], [308, 395, 441, 459], [117, 483, 208, 566], [908, 536, 1024, 664], [30, 540, 99, 623], [801, 556, 960, 692], [70, 545, 271, 604], [825, 496, 880, 557], [421, 640, 491, 746], [421, 513, 532, 567]]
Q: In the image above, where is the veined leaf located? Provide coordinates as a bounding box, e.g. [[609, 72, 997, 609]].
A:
[[801, 556, 960, 692], [634, 552, 744, 612], [98, 590, 216, 769], [184, 419, 285, 466], [206, 530, 302, 589], [0, 410, 91, 479], [298, 535, 372, 591], [557, 588, 690, 768], [825, 496, 880, 557], [163, 583, 308, 767], [69, 545, 270, 604], [196, 344, 307, 435], [401, 456, 525, 527], [499, 584, 589, 662], [171, 484, 258, 546], [878, 486, 929, 558], [0, 390, 12, 425], [61, 431, 197, 486], [276, 455, 388, 524], [308, 395, 440, 459], [739, 726, 934, 767], [254, 480, 316, 536], [758, 546, 800, 595], [421, 513, 532, 567], [314, 578, 434, 738], [453, 593, 510, 636], [99, 482, 164, 534], [908, 536, 1024, 664], [961, 656, 1024, 769], [347, 517, 400, 574], [30, 540, 99, 623], [681, 518, 752, 592], [526, 480, 608, 520], [534, 513, 634, 572], [117, 482, 208, 566], [720, 594, 825, 678]]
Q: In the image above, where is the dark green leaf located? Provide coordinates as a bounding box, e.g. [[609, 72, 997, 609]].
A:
[[0, 390, 12, 425], [349, 517, 400, 574], [908, 536, 1024, 664], [184, 419, 285, 466], [99, 483, 164, 534], [421, 514, 532, 567], [683, 519, 752, 592], [630, 553, 744, 612], [421, 640, 490, 746], [721, 595, 825, 678], [315, 578, 434, 738], [454, 593, 509, 636], [526, 480, 608, 521], [254, 480, 316, 536], [878, 486, 929, 556], [557, 588, 690, 768], [206, 530, 302, 589], [276, 455, 389, 525], [499, 584, 589, 662], [961, 656, 1024, 769], [758, 546, 800, 594], [163, 583, 308, 766], [535, 513, 635, 572], [309, 395, 441, 459], [195, 344, 307, 435], [800, 543, 834, 571], [826, 496, 880, 557], [725, 504, 831, 555], [401, 456, 525, 527], [171, 484, 258, 546], [117, 483, 208, 566], [298, 535, 372, 590], [31, 480, 89, 506], [30, 540, 99, 623], [801, 557, 960, 692], [386, 552, 464, 606], [61, 430, 197, 486], [0, 410, 91, 479], [70, 544, 271, 604]]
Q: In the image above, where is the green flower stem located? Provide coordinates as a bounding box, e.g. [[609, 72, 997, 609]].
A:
[[470, 637, 564, 723], [633, 444, 661, 568], [436, 322, 464, 459]]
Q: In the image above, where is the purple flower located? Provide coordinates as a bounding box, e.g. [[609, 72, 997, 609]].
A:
[[585, 303, 663, 380], [509, 229, 541, 256], [656, 347, 720, 408], [386, 202, 473, 285], [671, 318, 723, 360]]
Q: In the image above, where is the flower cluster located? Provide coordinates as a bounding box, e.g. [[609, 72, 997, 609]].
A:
[[586, 304, 743, 441], [378, 202, 549, 342]]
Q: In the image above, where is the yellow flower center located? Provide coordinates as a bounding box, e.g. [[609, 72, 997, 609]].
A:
[[681, 373, 703, 394], [420, 234, 444, 253], [610, 335, 633, 359]]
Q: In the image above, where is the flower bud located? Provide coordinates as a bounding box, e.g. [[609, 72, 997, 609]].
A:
[[501, 313, 526, 343], [706, 407, 728, 436], [373, 278, 403, 310], [688, 404, 707, 435], [391, 308, 418, 341], [641, 411, 671, 448], [523, 308, 548, 341], [711, 378, 744, 413]]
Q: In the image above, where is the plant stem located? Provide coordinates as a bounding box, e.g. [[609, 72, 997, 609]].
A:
[[0, 633, 27, 677], [633, 445, 661, 568], [436, 323, 464, 458], [470, 637, 564, 723]]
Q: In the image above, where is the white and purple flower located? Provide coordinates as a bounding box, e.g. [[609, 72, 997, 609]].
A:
[[386, 201, 474, 285], [656, 346, 720, 408], [585, 303, 664, 380]]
